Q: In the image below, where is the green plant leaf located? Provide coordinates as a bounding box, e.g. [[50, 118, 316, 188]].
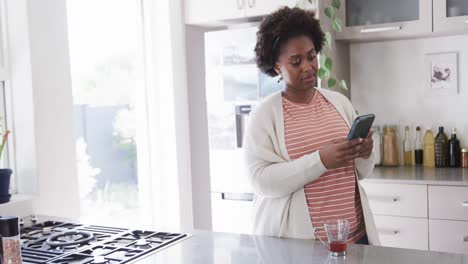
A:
[[328, 78, 337, 88], [324, 32, 332, 48], [319, 54, 327, 67], [332, 0, 341, 10], [325, 57, 333, 72], [317, 68, 327, 79], [332, 17, 343, 32], [324, 7, 334, 19], [339, 80, 348, 90]]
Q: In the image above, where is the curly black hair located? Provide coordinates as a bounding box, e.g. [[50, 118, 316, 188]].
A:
[[254, 7, 325, 77]]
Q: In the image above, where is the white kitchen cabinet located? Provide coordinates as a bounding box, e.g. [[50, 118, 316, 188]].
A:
[[185, 0, 246, 25], [429, 219, 468, 254], [433, 0, 468, 34], [185, 0, 315, 25], [428, 185, 468, 221], [374, 215, 428, 250], [361, 182, 427, 218], [244, 0, 314, 18], [335, 0, 432, 41]]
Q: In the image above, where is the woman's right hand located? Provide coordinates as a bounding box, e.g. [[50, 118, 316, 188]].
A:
[[319, 138, 363, 169]]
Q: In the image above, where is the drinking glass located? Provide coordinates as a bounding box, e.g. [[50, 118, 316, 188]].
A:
[[314, 219, 350, 257]]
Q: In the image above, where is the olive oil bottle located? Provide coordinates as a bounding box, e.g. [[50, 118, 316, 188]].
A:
[[423, 128, 435, 167], [434, 126, 449, 167], [403, 126, 413, 165]]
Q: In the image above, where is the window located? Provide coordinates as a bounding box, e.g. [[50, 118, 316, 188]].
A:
[[66, 0, 147, 227]]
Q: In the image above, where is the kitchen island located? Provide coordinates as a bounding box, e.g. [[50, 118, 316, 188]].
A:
[[134, 230, 468, 264]]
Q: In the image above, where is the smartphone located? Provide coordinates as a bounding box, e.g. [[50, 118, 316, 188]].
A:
[[346, 114, 375, 141]]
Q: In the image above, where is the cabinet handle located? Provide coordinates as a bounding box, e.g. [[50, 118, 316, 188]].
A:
[[247, 0, 255, 8], [369, 196, 400, 203], [360, 26, 402, 34], [462, 201, 468, 207], [221, 192, 254, 201], [236, 0, 245, 10], [378, 229, 400, 235]]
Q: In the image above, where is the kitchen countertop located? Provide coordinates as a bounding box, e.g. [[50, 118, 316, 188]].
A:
[[133, 230, 468, 264], [361, 166, 468, 186]]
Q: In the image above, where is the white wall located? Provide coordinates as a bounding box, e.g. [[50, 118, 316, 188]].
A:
[[26, 0, 80, 217], [185, 25, 212, 230], [2, 0, 80, 217], [350, 34, 468, 146]]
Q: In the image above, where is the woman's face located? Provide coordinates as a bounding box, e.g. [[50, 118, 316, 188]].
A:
[[274, 35, 318, 91]]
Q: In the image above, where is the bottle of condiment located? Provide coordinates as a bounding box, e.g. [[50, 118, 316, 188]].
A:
[[449, 128, 461, 167], [403, 126, 413, 166], [0, 216, 22, 264], [462, 148, 468, 168], [382, 125, 399, 166], [435, 126, 449, 167], [423, 128, 435, 167], [414, 126, 423, 165], [372, 125, 382, 166]]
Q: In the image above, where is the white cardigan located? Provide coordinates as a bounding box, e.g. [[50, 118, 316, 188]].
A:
[[243, 87, 380, 245]]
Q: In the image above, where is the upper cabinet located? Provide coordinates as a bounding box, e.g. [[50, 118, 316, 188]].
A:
[[185, 0, 315, 26], [335, 0, 432, 41], [185, 0, 246, 25], [433, 0, 468, 33]]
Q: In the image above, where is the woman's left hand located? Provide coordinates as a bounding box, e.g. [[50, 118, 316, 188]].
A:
[[358, 129, 373, 159]]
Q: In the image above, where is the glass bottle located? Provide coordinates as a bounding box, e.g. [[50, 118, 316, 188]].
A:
[[403, 126, 413, 166], [382, 125, 399, 166], [414, 126, 423, 165], [0, 216, 22, 264], [434, 126, 449, 167], [462, 148, 468, 168], [423, 128, 435, 167], [372, 125, 382, 166], [449, 128, 461, 167]]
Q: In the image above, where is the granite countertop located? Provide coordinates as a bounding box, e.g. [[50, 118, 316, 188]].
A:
[[362, 166, 468, 186], [133, 230, 468, 264]]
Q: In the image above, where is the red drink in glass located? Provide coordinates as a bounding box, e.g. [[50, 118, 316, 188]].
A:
[[329, 241, 347, 254]]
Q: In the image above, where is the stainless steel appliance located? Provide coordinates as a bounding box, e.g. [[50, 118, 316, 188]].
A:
[[204, 26, 283, 234]]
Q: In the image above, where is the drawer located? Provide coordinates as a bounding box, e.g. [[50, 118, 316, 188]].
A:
[[429, 219, 468, 254], [374, 215, 428, 250], [429, 185, 468, 221], [360, 182, 427, 218]]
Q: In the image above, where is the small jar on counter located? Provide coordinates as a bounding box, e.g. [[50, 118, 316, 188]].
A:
[[0, 216, 23, 264], [462, 148, 468, 168], [382, 125, 399, 166]]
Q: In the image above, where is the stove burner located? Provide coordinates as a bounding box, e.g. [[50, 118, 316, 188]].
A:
[[20, 220, 188, 264], [93, 256, 108, 264], [134, 239, 150, 247], [46, 231, 94, 247]]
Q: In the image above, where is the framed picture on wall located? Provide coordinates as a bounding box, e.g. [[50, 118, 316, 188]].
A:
[[425, 52, 458, 96]]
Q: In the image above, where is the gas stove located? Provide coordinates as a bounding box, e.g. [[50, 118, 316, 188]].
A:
[[19, 217, 188, 264]]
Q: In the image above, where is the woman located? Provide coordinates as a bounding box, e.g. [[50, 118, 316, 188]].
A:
[[243, 7, 378, 245]]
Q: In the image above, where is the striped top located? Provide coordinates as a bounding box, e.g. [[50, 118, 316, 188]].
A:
[[282, 90, 365, 243]]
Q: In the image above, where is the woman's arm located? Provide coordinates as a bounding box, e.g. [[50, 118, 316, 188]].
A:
[[243, 104, 328, 198], [245, 147, 327, 198]]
